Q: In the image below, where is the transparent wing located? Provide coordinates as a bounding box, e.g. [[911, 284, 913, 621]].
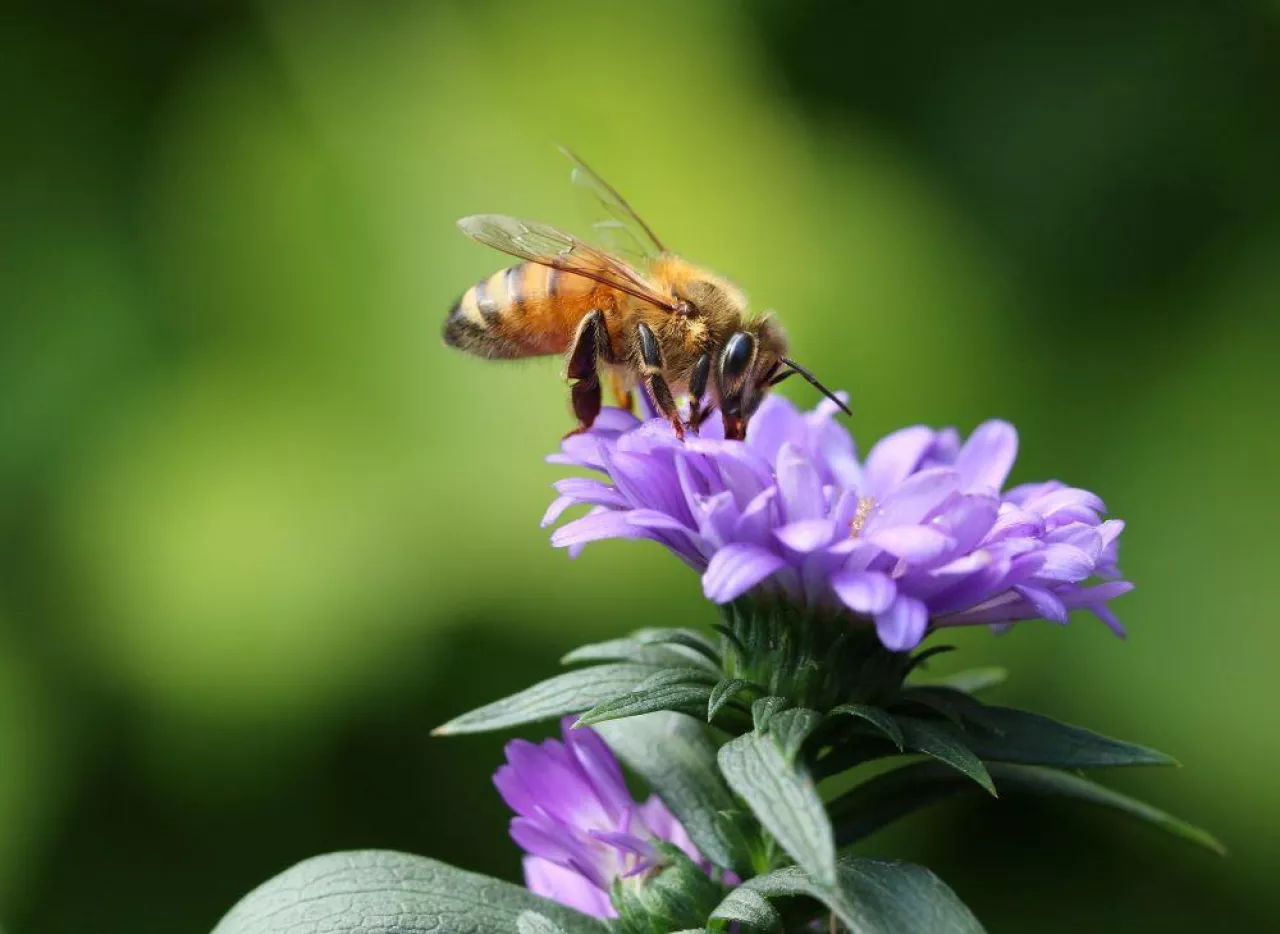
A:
[[560, 147, 667, 259], [457, 214, 678, 311]]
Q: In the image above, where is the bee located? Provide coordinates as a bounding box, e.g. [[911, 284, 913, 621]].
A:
[[443, 150, 849, 441]]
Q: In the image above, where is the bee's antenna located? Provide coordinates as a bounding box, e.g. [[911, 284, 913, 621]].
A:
[[779, 357, 852, 416]]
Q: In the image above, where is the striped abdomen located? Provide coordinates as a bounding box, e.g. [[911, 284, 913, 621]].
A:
[[443, 263, 607, 359]]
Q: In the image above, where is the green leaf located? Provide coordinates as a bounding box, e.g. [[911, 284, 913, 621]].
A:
[[577, 668, 718, 727], [595, 712, 745, 873], [709, 887, 782, 931], [211, 850, 607, 934], [561, 638, 702, 668], [707, 678, 756, 724], [718, 729, 836, 887], [830, 760, 1225, 854], [518, 912, 569, 934], [635, 627, 722, 668], [767, 708, 823, 762], [917, 666, 1008, 694], [741, 858, 984, 933], [898, 717, 996, 796], [433, 664, 657, 735], [961, 706, 1177, 769], [894, 687, 975, 730], [829, 703, 904, 750], [751, 696, 790, 732]]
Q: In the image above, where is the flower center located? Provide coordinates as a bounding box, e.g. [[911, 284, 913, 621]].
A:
[[849, 495, 876, 537]]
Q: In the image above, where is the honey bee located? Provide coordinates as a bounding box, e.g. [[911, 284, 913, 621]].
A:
[[443, 150, 849, 441]]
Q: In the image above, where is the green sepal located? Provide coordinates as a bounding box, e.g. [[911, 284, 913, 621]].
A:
[[595, 712, 746, 875], [828, 703, 904, 750], [751, 696, 790, 732], [433, 664, 657, 735], [766, 708, 823, 762], [707, 678, 758, 725], [708, 887, 782, 931], [718, 726, 836, 888], [829, 760, 1225, 854], [211, 850, 607, 934], [728, 857, 984, 934], [576, 667, 719, 727], [897, 717, 996, 796], [614, 844, 726, 934]]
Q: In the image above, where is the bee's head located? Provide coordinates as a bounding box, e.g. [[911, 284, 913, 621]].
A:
[[715, 314, 849, 440]]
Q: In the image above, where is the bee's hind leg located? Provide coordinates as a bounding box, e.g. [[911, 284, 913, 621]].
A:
[[563, 310, 610, 437], [636, 322, 685, 441]]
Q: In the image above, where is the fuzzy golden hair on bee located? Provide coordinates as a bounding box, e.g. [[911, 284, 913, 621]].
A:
[[444, 150, 849, 440]]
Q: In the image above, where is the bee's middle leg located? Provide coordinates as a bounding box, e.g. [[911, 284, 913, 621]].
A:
[[636, 322, 685, 440], [563, 310, 612, 437]]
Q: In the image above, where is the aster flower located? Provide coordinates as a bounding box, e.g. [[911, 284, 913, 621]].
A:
[[543, 397, 1131, 651], [494, 717, 713, 919]]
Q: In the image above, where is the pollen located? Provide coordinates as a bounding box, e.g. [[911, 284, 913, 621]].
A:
[[849, 496, 876, 538]]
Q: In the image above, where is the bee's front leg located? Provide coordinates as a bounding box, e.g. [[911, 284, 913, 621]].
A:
[[635, 322, 685, 440], [563, 310, 612, 437], [685, 352, 711, 435]]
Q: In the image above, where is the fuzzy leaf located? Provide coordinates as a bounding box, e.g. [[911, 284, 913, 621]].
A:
[[898, 717, 996, 796], [635, 628, 722, 668], [918, 666, 1008, 694], [433, 664, 656, 735], [577, 668, 718, 726], [829, 703, 904, 750], [561, 638, 703, 668], [751, 696, 790, 732], [767, 708, 823, 762], [596, 712, 745, 873], [707, 678, 756, 724], [709, 887, 782, 931], [518, 912, 569, 934], [212, 850, 607, 934], [718, 730, 836, 887], [961, 706, 1177, 768], [831, 760, 1225, 854], [741, 858, 984, 933]]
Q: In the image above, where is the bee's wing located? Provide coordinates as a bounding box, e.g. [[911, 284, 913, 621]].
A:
[[457, 214, 678, 311], [561, 147, 667, 259]]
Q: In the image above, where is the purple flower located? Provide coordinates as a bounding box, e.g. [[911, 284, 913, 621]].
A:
[[544, 397, 1131, 651], [495, 717, 711, 919]]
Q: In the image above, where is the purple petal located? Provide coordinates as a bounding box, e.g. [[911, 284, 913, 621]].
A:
[[936, 494, 1000, 552], [869, 467, 961, 528], [1014, 584, 1068, 623], [986, 506, 1045, 541], [777, 443, 825, 522], [874, 595, 929, 651], [1026, 486, 1106, 519], [1036, 543, 1095, 582], [862, 426, 935, 498], [775, 519, 837, 553], [832, 570, 897, 614], [1060, 580, 1135, 607], [865, 525, 956, 563], [563, 719, 633, 822], [542, 495, 578, 528], [733, 488, 779, 548], [954, 420, 1018, 492], [552, 510, 648, 548], [702, 543, 787, 603], [1090, 603, 1127, 637], [524, 857, 615, 920]]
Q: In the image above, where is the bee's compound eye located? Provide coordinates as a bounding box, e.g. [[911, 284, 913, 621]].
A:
[[720, 332, 755, 381]]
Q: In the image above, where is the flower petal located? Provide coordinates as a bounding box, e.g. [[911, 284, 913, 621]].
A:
[[865, 525, 956, 562], [523, 856, 615, 920], [874, 595, 929, 651], [777, 443, 825, 521], [862, 426, 935, 498], [775, 519, 837, 553], [551, 510, 647, 548], [832, 570, 897, 614], [1036, 543, 1095, 582], [869, 467, 961, 528], [702, 543, 787, 603], [954, 420, 1018, 492], [1014, 584, 1068, 623]]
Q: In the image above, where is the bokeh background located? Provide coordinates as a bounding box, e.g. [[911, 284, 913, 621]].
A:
[[3, 1, 1278, 931]]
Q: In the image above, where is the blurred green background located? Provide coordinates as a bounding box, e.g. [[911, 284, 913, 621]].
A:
[[3, 1, 1278, 931]]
